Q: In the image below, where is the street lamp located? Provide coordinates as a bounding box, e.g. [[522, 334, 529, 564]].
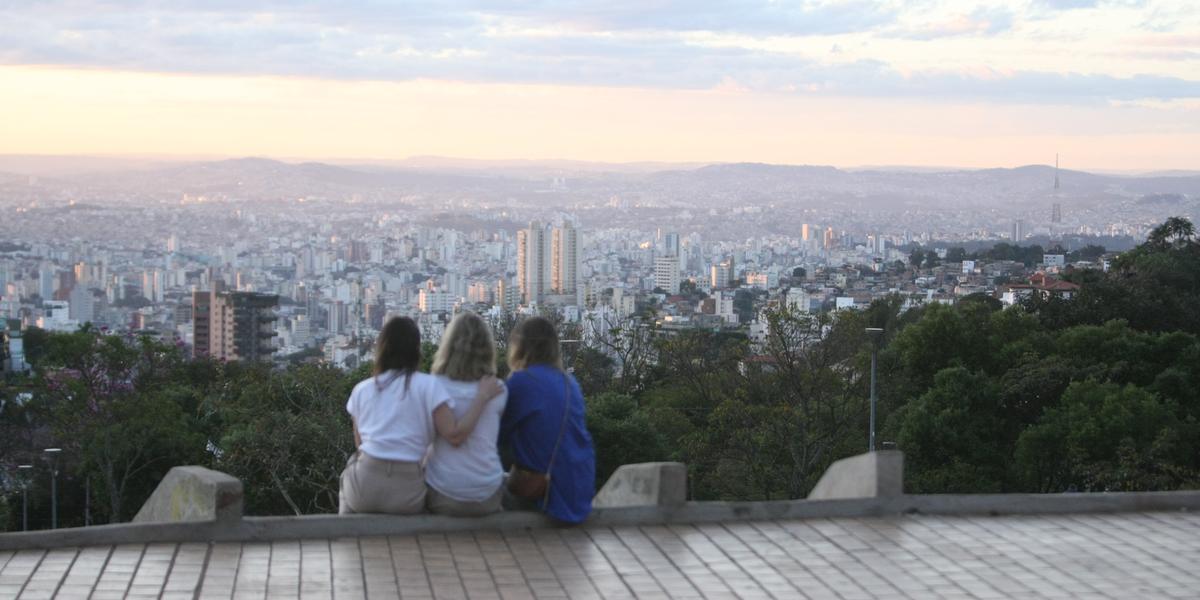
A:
[[17, 464, 32, 532], [865, 328, 884, 453], [43, 448, 62, 529]]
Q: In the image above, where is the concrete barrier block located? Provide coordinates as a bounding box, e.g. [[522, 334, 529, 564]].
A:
[[807, 451, 903, 500], [593, 462, 687, 509], [133, 466, 243, 525]]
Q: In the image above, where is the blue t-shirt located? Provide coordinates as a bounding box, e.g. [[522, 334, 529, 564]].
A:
[[501, 364, 595, 523]]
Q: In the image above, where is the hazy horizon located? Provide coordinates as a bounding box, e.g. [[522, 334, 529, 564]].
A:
[[1, 151, 1197, 178]]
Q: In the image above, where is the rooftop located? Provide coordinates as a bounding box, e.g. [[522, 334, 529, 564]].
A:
[[3, 510, 1199, 599]]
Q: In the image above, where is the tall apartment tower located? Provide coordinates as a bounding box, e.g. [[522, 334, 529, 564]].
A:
[[517, 221, 548, 305], [192, 280, 279, 361], [710, 260, 733, 289], [801, 224, 810, 242], [655, 256, 681, 295], [1012, 219, 1027, 243], [663, 231, 683, 276], [551, 223, 579, 295], [664, 232, 680, 258]]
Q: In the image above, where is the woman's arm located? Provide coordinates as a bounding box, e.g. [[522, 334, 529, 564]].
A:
[[434, 376, 504, 446], [352, 416, 362, 448]]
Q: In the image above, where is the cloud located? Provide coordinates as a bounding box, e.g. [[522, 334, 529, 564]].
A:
[[0, 1, 1196, 106], [887, 7, 1015, 40]]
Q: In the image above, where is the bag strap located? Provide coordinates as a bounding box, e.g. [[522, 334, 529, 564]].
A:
[[541, 372, 572, 505]]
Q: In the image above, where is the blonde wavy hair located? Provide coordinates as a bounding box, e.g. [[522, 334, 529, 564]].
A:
[[431, 312, 497, 381]]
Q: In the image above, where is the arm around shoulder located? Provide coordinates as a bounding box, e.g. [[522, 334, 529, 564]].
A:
[[434, 376, 505, 446]]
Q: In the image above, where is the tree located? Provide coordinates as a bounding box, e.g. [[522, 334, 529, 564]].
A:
[[945, 247, 968, 263], [572, 347, 616, 397], [585, 312, 656, 396], [895, 367, 1007, 493], [908, 248, 924, 269], [1015, 381, 1199, 492], [924, 250, 940, 269], [36, 331, 207, 522], [585, 393, 667, 489], [1147, 216, 1195, 249], [212, 363, 357, 515]]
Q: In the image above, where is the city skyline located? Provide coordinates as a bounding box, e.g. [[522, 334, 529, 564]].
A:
[[1, 1, 1198, 170]]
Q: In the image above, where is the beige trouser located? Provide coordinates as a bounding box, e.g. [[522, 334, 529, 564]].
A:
[[427, 486, 503, 517], [339, 452, 426, 515]]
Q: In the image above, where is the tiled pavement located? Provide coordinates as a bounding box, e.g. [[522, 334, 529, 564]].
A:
[[2, 512, 1199, 599]]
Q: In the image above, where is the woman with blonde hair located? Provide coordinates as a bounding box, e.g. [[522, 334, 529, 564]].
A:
[[340, 316, 502, 515], [425, 311, 509, 516], [500, 316, 595, 524]]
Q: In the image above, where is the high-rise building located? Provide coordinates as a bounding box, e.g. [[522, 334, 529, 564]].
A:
[[655, 256, 681, 295], [192, 280, 279, 361], [418, 288, 452, 314], [710, 263, 730, 289], [551, 223, 579, 295], [142, 270, 164, 303], [823, 227, 835, 250], [664, 232, 680, 258], [39, 267, 55, 300], [497, 278, 518, 313], [662, 231, 683, 276], [1012, 219, 1026, 242], [1051, 203, 1062, 224], [291, 315, 311, 347], [68, 285, 94, 323], [801, 224, 810, 242], [517, 221, 548, 305]]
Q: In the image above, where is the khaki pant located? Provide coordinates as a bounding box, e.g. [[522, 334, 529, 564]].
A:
[[427, 486, 503, 517], [339, 452, 426, 515]]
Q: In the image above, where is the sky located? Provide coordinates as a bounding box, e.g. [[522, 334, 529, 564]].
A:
[[1, 0, 1198, 170]]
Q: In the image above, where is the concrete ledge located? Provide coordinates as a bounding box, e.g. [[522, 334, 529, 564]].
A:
[[593, 462, 687, 509], [4, 490, 1198, 551], [132, 466, 243, 525], [808, 450, 903, 500]]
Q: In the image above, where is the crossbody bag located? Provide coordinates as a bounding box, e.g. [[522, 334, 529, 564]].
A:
[[507, 373, 570, 505]]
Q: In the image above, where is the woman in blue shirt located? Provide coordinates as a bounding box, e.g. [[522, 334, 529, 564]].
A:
[[501, 316, 595, 524]]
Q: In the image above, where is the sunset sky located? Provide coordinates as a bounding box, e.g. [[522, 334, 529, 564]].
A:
[[1, 1, 1198, 170]]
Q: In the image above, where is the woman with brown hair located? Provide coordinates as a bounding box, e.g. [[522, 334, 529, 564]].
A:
[[425, 311, 508, 516], [339, 316, 502, 515], [500, 316, 595, 524]]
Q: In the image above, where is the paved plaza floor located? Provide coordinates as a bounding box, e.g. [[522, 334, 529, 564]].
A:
[[1, 511, 1198, 599]]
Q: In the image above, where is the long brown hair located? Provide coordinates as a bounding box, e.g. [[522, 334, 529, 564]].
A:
[[375, 316, 421, 389], [507, 316, 562, 372], [431, 312, 496, 381]]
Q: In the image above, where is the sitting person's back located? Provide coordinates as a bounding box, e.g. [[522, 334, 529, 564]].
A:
[[425, 312, 508, 516], [340, 316, 501, 515], [501, 317, 595, 524]]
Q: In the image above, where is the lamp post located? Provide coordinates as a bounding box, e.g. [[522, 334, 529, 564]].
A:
[[43, 448, 62, 529], [865, 328, 884, 452], [17, 464, 32, 531]]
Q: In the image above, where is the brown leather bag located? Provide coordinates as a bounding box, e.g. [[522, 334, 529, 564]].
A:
[[507, 373, 570, 505]]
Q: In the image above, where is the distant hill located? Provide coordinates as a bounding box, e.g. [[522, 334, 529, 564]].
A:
[[2, 155, 1197, 209], [640, 162, 1200, 208]]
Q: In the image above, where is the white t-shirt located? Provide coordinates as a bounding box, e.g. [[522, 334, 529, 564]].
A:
[[346, 370, 451, 463], [424, 375, 507, 502]]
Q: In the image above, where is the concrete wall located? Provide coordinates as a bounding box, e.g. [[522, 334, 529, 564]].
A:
[[807, 450, 903, 500], [593, 462, 687, 509], [132, 466, 243, 525]]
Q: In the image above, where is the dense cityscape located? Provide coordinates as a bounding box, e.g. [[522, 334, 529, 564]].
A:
[[2, 156, 1197, 373]]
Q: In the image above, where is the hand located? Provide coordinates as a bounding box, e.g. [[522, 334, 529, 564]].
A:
[[476, 375, 504, 401]]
